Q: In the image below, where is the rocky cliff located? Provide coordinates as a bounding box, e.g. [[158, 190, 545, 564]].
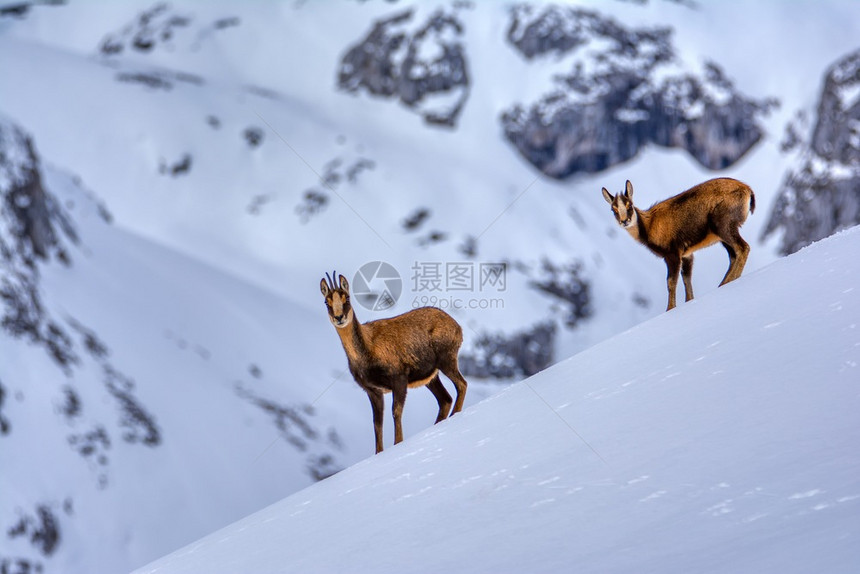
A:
[[501, 4, 776, 179], [337, 7, 470, 127], [0, 115, 75, 363], [763, 48, 860, 254]]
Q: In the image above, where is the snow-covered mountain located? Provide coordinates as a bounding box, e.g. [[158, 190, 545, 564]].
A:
[[0, 1, 857, 572], [136, 224, 860, 574]]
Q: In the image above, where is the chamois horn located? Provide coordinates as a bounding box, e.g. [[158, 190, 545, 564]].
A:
[[325, 270, 338, 292]]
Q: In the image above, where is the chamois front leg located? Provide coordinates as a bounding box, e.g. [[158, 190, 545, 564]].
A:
[[681, 255, 695, 302], [665, 254, 681, 311], [391, 382, 407, 445], [367, 389, 385, 454]]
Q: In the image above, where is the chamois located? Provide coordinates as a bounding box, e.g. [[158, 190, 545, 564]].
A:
[[320, 272, 468, 454], [602, 178, 755, 311]]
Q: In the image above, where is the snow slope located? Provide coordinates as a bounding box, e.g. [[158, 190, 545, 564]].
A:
[[136, 226, 860, 574]]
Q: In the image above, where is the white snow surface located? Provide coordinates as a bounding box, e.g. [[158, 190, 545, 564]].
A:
[[137, 225, 860, 574]]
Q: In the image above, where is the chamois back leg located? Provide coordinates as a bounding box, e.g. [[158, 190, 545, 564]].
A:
[[367, 389, 385, 454], [665, 254, 682, 311], [718, 226, 750, 286], [426, 374, 453, 423], [681, 255, 695, 302], [440, 355, 468, 415]]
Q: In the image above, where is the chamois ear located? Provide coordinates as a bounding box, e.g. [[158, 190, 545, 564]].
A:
[[320, 278, 330, 297], [625, 180, 634, 199], [601, 187, 613, 204], [339, 274, 350, 292]]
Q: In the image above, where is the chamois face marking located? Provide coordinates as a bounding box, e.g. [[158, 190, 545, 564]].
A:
[[602, 183, 636, 229], [320, 272, 354, 329]]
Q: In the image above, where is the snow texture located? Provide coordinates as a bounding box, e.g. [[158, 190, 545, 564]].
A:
[[136, 226, 860, 574]]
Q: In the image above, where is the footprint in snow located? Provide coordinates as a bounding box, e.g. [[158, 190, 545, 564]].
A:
[[537, 476, 561, 486], [789, 489, 824, 500], [705, 499, 734, 516], [640, 490, 667, 502]]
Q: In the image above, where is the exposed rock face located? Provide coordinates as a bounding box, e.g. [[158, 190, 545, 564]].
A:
[[0, 115, 161, 485], [0, 1, 64, 20], [234, 383, 344, 481], [0, 120, 69, 264], [97, 3, 240, 57], [456, 256, 591, 379], [763, 48, 860, 254], [0, 115, 75, 361], [292, 155, 375, 222], [7, 504, 61, 557], [501, 5, 776, 179], [460, 321, 556, 379], [529, 259, 592, 328], [3, 501, 70, 574], [810, 51, 860, 165], [99, 3, 190, 55], [0, 379, 10, 435], [338, 8, 470, 127]]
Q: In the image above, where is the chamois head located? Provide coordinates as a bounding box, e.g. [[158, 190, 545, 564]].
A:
[[602, 180, 637, 229], [320, 271, 354, 329]]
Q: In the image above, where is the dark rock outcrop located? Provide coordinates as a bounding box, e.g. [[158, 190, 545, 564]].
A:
[[235, 383, 343, 481], [98, 3, 240, 58], [460, 321, 556, 379], [7, 504, 61, 557], [3, 500, 71, 574], [529, 259, 592, 328], [292, 156, 375, 222], [99, 3, 191, 56], [0, 115, 76, 365], [0, 379, 10, 435], [763, 48, 860, 254], [502, 5, 776, 179], [1, 115, 161, 496], [338, 8, 470, 127], [0, 0, 65, 20], [0, 121, 69, 265], [159, 153, 193, 177]]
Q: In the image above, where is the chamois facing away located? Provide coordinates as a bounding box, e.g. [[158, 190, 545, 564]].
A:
[[602, 178, 755, 311], [320, 272, 468, 454]]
